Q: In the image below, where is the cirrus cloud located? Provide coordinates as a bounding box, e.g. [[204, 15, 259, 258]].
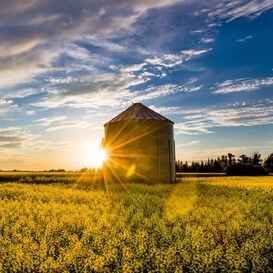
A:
[[175, 100, 273, 134], [212, 77, 273, 94]]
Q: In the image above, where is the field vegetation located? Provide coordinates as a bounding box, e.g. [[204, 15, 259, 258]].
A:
[[0, 171, 102, 185], [0, 173, 272, 272]]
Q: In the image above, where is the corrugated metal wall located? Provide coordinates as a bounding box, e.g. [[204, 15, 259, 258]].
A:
[[102, 119, 175, 184]]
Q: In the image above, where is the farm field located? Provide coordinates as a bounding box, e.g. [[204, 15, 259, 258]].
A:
[[0, 171, 102, 186], [0, 174, 273, 272]]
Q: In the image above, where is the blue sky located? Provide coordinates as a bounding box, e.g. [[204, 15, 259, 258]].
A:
[[0, 0, 273, 170]]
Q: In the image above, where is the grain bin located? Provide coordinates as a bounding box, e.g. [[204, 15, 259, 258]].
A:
[[102, 103, 176, 184]]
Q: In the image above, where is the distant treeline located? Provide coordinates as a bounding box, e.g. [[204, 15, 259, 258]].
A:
[[0, 168, 102, 173], [176, 152, 273, 174], [46, 168, 101, 173]]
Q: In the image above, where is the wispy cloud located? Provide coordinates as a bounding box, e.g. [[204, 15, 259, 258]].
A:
[[1, 88, 38, 99], [33, 72, 139, 108], [46, 120, 89, 132], [177, 140, 201, 147], [36, 116, 67, 126], [144, 49, 211, 68], [212, 77, 273, 94], [115, 48, 211, 81], [237, 35, 253, 42], [26, 111, 35, 116], [0, 127, 33, 149], [136, 80, 203, 101], [207, 0, 273, 22], [191, 0, 273, 45], [117, 63, 147, 73], [0, 99, 18, 116], [0, 44, 60, 89], [149, 105, 184, 115], [200, 37, 215, 44], [174, 100, 273, 134]]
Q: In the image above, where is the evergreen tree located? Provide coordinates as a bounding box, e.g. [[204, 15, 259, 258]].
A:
[[251, 152, 262, 166], [227, 153, 235, 165], [238, 154, 249, 164], [264, 153, 273, 172]]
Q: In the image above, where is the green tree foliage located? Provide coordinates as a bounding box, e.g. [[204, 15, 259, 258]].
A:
[[264, 153, 273, 172], [238, 154, 250, 164], [227, 153, 235, 165], [250, 152, 262, 166], [226, 163, 268, 176], [176, 152, 271, 174]]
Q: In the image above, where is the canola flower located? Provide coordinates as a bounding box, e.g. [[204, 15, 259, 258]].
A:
[[0, 176, 272, 272]]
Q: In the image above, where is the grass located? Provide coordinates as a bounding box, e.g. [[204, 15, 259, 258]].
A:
[[176, 172, 225, 178], [0, 174, 272, 272]]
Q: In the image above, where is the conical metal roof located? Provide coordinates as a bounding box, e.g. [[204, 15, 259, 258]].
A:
[[105, 103, 173, 125]]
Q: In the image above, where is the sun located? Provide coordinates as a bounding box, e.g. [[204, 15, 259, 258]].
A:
[[89, 147, 108, 168]]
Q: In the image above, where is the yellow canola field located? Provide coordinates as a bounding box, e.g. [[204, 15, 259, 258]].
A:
[[0, 176, 272, 272], [182, 176, 273, 190]]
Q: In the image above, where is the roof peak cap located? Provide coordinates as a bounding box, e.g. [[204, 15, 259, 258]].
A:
[[104, 103, 174, 125]]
